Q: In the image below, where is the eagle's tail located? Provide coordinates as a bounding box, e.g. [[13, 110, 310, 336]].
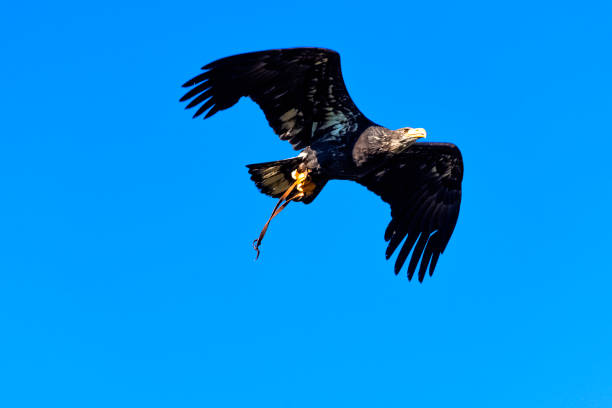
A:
[[246, 157, 326, 204]]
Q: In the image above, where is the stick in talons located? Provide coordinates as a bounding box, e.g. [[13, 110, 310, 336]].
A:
[[252, 168, 311, 260]]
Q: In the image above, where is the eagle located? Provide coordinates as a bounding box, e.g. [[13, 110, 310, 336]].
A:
[[180, 47, 463, 282]]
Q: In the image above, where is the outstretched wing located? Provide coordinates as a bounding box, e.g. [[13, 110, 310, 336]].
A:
[[358, 143, 463, 282], [180, 47, 367, 150]]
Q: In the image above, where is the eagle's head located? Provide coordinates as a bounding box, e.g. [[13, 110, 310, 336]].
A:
[[353, 126, 428, 165], [385, 127, 427, 154], [397, 127, 427, 140]]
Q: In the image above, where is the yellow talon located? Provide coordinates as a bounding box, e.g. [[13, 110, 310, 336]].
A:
[[291, 169, 308, 183], [291, 168, 312, 194], [297, 181, 316, 194]]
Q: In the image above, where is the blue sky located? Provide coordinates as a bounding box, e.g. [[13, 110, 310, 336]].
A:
[[1, 0, 611, 406]]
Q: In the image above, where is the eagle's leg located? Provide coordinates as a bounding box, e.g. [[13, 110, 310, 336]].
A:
[[252, 168, 311, 260]]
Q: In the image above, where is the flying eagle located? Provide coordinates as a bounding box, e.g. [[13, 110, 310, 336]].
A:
[[180, 47, 463, 282]]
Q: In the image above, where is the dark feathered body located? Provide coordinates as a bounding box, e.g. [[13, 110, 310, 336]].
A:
[[301, 125, 421, 180], [181, 47, 464, 281]]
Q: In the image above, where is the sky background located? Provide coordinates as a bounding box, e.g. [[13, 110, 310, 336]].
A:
[[1, 0, 611, 407]]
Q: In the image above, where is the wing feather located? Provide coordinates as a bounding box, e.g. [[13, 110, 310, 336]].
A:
[[180, 47, 368, 150], [358, 142, 463, 281]]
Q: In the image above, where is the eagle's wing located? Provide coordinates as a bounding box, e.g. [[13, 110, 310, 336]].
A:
[[358, 143, 463, 282], [180, 48, 367, 150]]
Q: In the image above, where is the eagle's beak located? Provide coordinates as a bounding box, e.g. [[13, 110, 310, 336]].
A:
[[407, 128, 427, 139]]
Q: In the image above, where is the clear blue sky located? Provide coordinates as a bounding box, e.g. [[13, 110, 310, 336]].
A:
[[1, 1, 611, 407]]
